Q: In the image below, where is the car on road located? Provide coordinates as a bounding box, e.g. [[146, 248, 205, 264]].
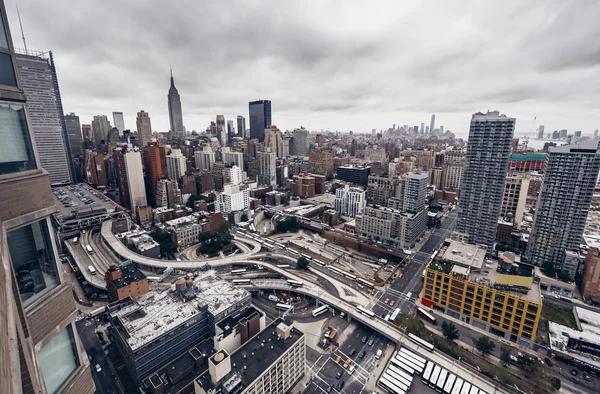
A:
[[336, 371, 342, 379], [571, 369, 578, 376], [335, 380, 345, 391], [584, 374, 591, 381], [361, 336, 368, 343], [348, 365, 355, 375], [95, 364, 102, 373], [544, 357, 553, 367], [390, 300, 395, 306], [359, 350, 366, 359], [385, 298, 390, 304], [368, 339, 374, 346], [349, 348, 356, 356]]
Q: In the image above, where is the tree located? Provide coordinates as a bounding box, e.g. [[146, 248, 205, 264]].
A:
[[394, 312, 425, 335], [197, 231, 233, 256], [441, 321, 460, 343], [500, 346, 512, 366], [297, 256, 310, 270], [473, 336, 495, 357], [150, 231, 177, 257], [240, 213, 249, 222], [517, 353, 544, 380], [275, 217, 300, 233], [186, 194, 207, 209]]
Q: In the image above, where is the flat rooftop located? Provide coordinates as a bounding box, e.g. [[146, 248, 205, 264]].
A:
[[111, 273, 249, 350], [194, 319, 304, 393], [548, 307, 600, 367], [109, 262, 146, 290], [52, 183, 118, 222], [216, 306, 264, 338], [468, 259, 541, 303], [439, 240, 487, 270]]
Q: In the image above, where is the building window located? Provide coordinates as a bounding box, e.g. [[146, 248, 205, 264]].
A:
[[0, 7, 8, 48], [39, 326, 80, 394], [7, 220, 59, 307], [0, 103, 37, 174]]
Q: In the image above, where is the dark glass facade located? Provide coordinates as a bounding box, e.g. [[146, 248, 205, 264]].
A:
[[248, 99, 271, 141]]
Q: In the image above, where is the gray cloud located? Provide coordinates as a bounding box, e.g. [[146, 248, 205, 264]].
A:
[[6, 0, 600, 137]]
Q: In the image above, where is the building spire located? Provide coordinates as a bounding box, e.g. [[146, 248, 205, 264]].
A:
[[170, 65, 175, 88], [16, 2, 28, 54]]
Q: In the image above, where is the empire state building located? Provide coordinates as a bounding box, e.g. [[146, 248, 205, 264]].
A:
[[168, 68, 185, 138]]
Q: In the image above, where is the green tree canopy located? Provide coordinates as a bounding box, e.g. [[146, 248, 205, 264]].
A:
[[394, 312, 425, 336], [150, 231, 177, 256], [297, 256, 310, 270], [197, 231, 233, 256], [441, 321, 460, 343], [275, 217, 300, 233], [240, 213, 249, 222], [473, 336, 496, 357], [500, 345, 512, 366]]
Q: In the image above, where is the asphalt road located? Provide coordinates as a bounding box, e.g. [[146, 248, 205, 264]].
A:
[[75, 319, 122, 394]]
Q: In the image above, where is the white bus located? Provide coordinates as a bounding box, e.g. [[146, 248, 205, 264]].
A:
[[387, 365, 413, 388], [422, 361, 434, 384], [276, 303, 292, 311], [379, 376, 405, 394], [443, 373, 457, 394], [88, 265, 97, 275], [429, 365, 441, 388], [86, 245, 94, 254], [382, 372, 409, 393], [286, 247, 299, 255], [231, 269, 247, 275], [343, 272, 357, 281], [312, 305, 329, 317], [275, 242, 285, 248], [147, 276, 161, 282], [232, 279, 251, 285], [313, 259, 326, 266], [436, 369, 448, 392], [468, 386, 479, 394], [72, 237, 79, 245], [390, 308, 401, 322], [391, 358, 415, 376], [408, 333, 435, 352], [395, 354, 420, 374], [300, 253, 312, 260], [356, 305, 375, 319], [287, 279, 303, 287], [460, 382, 471, 394], [400, 348, 427, 366], [451, 378, 464, 394], [276, 264, 291, 268], [398, 352, 425, 372]]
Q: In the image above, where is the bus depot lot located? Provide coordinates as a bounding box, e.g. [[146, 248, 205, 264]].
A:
[[305, 324, 392, 394]]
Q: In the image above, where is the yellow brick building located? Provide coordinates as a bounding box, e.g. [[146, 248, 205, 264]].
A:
[[421, 240, 542, 347]]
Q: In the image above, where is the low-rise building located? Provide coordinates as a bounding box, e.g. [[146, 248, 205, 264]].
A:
[[166, 212, 211, 247], [422, 240, 542, 347], [323, 209, 340, 227], [105, 262, 149, 302], [582, 246, 600, 302]]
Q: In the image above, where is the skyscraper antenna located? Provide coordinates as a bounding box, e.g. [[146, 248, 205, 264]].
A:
[[16, 2, 28, 54]]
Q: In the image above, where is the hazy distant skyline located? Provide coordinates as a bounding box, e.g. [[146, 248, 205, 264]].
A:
[[6, 0, 599, 135]]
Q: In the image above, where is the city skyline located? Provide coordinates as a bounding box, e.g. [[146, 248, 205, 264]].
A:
[[5, 1, 599, 136]]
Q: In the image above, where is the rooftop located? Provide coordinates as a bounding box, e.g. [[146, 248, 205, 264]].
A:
[[110, 273, 249, 350], [194, 319, 304, 393], [439, 240, 487, 270], [548, 307, 600, 369], [108, 262, 147, 290], [51, 184, 117, 222], [468, 259, 541, 303], [509, 153, 547, 161], [216, 306, 264, 338]]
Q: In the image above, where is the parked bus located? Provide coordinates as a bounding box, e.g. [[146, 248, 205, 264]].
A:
[[436, 369, 448, 392], [300, 253, 312, 260], [387, 365, 413, 388], [400, 348, 427, 365], [312, 305, 329, 317], [396, 353, 424, 374], [416, 307, 437, 325], [277, 264, 291, 269], [313, 259, 326, 266], [356, 305, 375, 319], [391, 358, 415, 376], [390, 308, 401, 322], [429, 365, 441, 389], [451, 377, 464, 394], [408, 333, 435, 352], [379, 376, 405, 394], [422, 361, 434, 384], [343, 272, 357, 281], [382, 373, 409, 393], [86, 245, 94, 254], [468, 386, 479, 394], [231, 269, 247, 275], [460, 382, 471, 394], [88, 265, 97, 275], [232, 279, 251, 285], [72, 237, 79, 245], [286, 247, 299, 255], [357, 278, 375, 289], [276, 303, 293, 311], [287, 279, 303, 287], [443, 373, 457, 394], [397, 352, 425, 372]]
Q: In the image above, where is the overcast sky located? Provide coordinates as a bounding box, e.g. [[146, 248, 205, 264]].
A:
[[6, 0, 600, 138]]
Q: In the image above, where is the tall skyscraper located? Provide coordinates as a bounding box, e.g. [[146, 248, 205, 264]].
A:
[[457, 111, 515, 247], [143, 143, 167, 207], [195, 146, 215, 171], [165, 148, 187, 180], [136, 110, 153, 147], [16, 51, 75, 183], [249, 99, 271, 141], [420, 122, 424, 134], [91, 115, 111, 148], [430, 114, 435, 135], [227, 119, 235, 139], [124, 150, 147, 214], [237, 115, 246, 138], [537, 125, 545, 139], [216, 115, 226, 146], [264, 125, 284, 158], [167, 68, 184, 138], [526, 141, 600, 278], [113, 111, 125, 132], [0, 5, 95, 392], [64, 112, 83, 157], [293, 127, 309, 156], [257, 151, 276, 186]]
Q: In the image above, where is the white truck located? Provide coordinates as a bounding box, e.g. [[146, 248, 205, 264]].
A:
[[268, 294, 279, 302]]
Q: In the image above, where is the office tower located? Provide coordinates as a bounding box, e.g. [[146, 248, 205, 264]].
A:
[[136, 110, 153, 147], [334, 184, 366, 217], [91, 114, 111, 147], [221, 147, 244, 168], [559, 129, 568, 139], [425, 126, 429, 134], [249, 99, 271, 141], [195, 146, 216, 171], [64, 112, 83, 156], [165, 148, 187, 180], [16, 50, 75, 183], [143, 143, 167, 207], [167, 68, 184, 138], [264, 125, 284, 158], [574, 130, 582, 138], [430, 114, 435, 136], [500, 173, 531, 229], [124, 149, 147, 214], [237, 115, 246, 138], [457, 110, 515, 247], [257, 151, 276, 186], [537, 125, 545, 139], [113, 111, 125, 132], [526, 141, 600, 278], [0, 5, 95, 392], [420, 122, 424, 134], [227, 119, 235, 139], [292, 127, 309, 156], [216, 115, 226, 146], [215, 183, 249, 213], [336, 165, 371, 187]]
